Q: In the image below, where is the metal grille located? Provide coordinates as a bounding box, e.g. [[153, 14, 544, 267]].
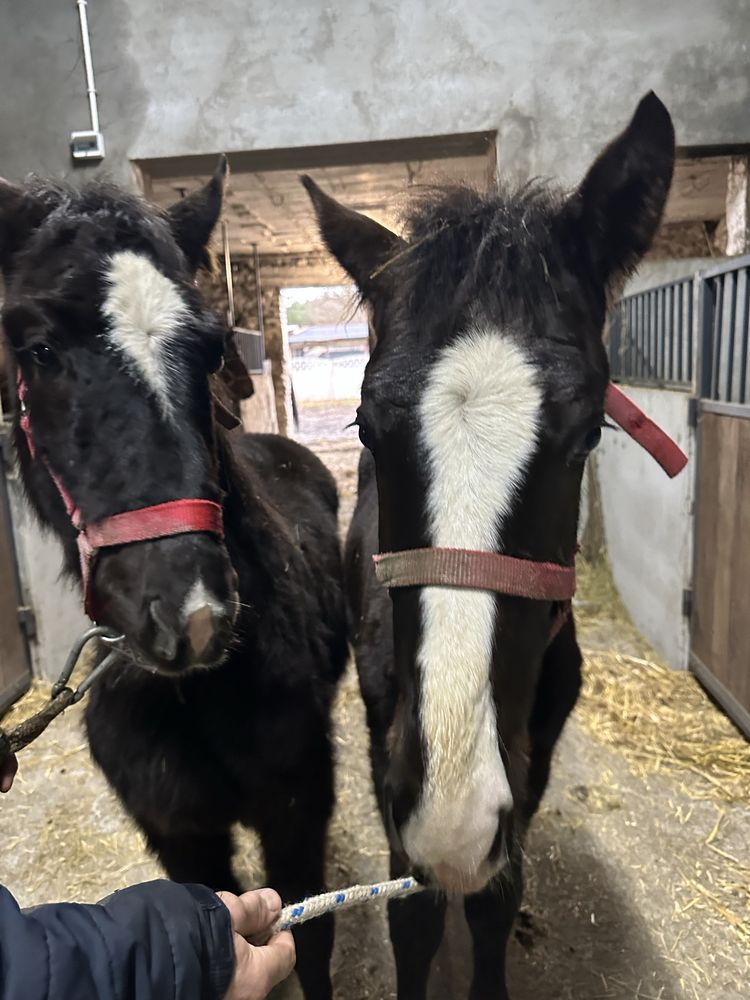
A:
[[608, 277, 694, 388], [698, 255, 750, 404], [232, 327, 265, 375]]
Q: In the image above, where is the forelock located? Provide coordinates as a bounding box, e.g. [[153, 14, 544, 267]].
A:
[[19, 178, 186, 279], [384, 182, 570, 343]]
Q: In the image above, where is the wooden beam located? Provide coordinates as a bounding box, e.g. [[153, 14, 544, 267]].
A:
[[664, 156, 728, 224], [135, 132, 496, 181], [725, 156, 750, 255]]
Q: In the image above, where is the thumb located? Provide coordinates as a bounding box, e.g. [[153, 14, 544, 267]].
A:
[[219, 888, 282, 939]]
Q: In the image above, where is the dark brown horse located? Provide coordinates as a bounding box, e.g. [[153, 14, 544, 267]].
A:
[[305, 92, 675, 999], [0, 163, 347, 1000]]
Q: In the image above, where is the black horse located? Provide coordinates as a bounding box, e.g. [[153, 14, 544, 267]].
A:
[[0, 162, 347, 1000], [304, 92, 675, 999]]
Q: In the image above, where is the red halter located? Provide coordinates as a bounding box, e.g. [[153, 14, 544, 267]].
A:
[[373, 382, 688, 640], [17, 373, 224, 621]]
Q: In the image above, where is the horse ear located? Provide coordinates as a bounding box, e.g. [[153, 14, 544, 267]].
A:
[[301, 175, 404, 299], [0, 179, 51, 276], [167, 155, 227, 272], [573, 92, 675, 285]]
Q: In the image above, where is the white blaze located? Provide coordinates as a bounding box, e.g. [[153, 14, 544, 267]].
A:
[[402, 325, 542, 890], [102, 250, 189, 411]]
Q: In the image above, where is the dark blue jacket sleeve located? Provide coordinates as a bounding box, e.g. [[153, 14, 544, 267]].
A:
[[0, 880, 234, 1000]]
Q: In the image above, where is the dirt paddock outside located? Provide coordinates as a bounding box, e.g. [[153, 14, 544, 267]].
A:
[[0, 401, 747, 1000]]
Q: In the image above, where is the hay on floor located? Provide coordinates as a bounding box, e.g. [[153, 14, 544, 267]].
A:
[[574, 558, 750, 948]]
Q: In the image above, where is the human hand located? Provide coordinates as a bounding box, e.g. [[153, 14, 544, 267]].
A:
[[0, 753, 18, 793], [218, 888, 295, 1000]]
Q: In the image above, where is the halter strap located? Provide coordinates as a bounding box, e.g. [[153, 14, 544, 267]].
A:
[[83, 499, 224, 550], [373, 547, 575, 601], [16, 372, 224, 621], [373, 548, 574, 645], [605, 384, 687, 477]]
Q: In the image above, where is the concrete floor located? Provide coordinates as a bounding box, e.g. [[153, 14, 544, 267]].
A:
[[0, 403, 747, 1000]]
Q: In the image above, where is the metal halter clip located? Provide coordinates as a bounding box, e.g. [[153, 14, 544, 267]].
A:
[[0, 626, 125, 764], [51, 625, 124, 701]]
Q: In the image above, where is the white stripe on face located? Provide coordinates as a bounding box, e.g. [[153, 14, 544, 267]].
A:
[[402, 325, 542, 891], [102, 251, 189, 411]]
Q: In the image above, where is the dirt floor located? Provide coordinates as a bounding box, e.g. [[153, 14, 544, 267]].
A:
[[1, 400, 747, 1000]]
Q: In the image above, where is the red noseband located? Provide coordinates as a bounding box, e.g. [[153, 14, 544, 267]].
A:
[[76, 500, 224, 620], [17, 373, 224, 621]]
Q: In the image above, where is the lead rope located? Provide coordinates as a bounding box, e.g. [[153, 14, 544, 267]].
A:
[[271, 876, 422, 933]]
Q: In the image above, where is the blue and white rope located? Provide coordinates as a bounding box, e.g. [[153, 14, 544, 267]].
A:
[[272, 876, 422, 933]]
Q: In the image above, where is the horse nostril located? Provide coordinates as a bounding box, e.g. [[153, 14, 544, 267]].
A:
[[149, 599, 179, 661]]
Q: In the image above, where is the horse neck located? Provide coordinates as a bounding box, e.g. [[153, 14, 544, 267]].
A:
[[216, 432, 299, 590]]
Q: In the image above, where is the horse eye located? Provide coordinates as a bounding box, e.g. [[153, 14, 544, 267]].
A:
[[355, 412, 374, 451], [29, 342, 60, 372], [583, 426, 602, 451], [207, 351, 225, 375]]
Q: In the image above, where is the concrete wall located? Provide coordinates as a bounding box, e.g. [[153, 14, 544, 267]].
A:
[[624, 257, 716, 296], [5, 471, 88, 680], [595, 387, 695, 668], [0, 1, 748, 190]]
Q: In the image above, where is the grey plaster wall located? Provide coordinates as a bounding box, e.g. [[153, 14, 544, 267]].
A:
[[0, 1, 748, 189], [5, 471, 88, 681], [625, 258, 717, 296], [596, 260, 708, 669], [0, 0, 147, 187], [596, 386, 695, 669]]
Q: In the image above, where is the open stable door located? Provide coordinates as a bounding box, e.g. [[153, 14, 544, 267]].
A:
[[691, 406, 750, 737], [690, 257, 750, 738], [0, 431, 31, 713]]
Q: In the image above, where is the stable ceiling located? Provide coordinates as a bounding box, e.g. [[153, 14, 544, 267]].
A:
[[163, 156, 492, 255], [139, 138, 731, 262], [140, 133, 496, 258]]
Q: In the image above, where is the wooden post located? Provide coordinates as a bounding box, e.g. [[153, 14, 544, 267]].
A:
[[725, 157, 750, 256]]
